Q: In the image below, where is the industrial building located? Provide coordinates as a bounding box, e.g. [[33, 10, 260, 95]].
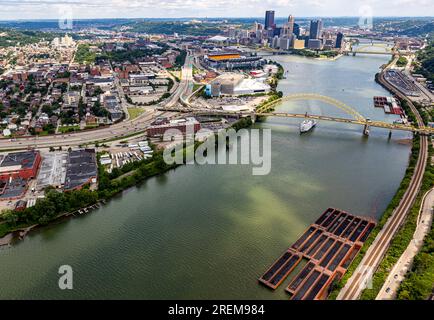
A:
[[0, 177, 28, 200], [146, 117, 201, 138], [36, 152, 68, 190], [0, 150, 41, 200], [0, 150, 41, 180], [64, 149, 97, 191]]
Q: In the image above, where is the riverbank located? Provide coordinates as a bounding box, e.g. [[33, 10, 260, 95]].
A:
[[0, 115, 256, 246], [329, 62, 431, 299], [397, 186, 434, 299], [360, 143, 433, 299], [328, 134, 419, 299], [0, 150, 180, 245], [315, 54, 344, 61]]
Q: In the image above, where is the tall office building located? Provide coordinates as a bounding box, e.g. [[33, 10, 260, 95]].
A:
[[293, 23, 300, 38], [309, 19, 323, 39], [254, 22, 263, 31], [265, 10, 275, 29], [273, 27, 282, 37], [281, 24, 290, 37], [287, 15, 295, 34], [335, 32, 344, 49]]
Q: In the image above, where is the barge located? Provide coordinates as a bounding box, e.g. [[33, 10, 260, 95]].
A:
[[259, 208, 376, 300]]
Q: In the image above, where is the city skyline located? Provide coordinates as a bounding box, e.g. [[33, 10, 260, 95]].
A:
[[0, 0, 432, 20]]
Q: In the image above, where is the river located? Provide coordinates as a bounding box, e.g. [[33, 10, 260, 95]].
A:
[[0, 52, 412, 299]]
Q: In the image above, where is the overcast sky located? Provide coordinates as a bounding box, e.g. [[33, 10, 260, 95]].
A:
[[0, 0, 432, 20]]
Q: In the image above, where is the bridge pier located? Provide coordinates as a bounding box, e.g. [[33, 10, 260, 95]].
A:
[[250, 114, 257, 124], [363, 124, 370, 136]]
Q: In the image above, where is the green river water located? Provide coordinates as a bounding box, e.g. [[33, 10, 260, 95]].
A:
[[0, 51, 412, 299]]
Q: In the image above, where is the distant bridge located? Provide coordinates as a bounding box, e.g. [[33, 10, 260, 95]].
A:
[[348, 43, 396, 56], [159, 93, 434, 136]]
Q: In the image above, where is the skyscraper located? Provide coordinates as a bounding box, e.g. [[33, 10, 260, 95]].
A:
[[309, 19, 323, 39], [293, 23, 300, 38], [287, 15, 295, 35], [265, 10, 275, 29], [335, 32, 344, 49], [281, 24, 290, 38]]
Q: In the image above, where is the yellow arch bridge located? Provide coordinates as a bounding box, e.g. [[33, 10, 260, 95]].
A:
[[159, 93, 434, 136]]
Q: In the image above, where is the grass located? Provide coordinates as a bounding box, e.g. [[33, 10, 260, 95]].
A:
[[127, 107, 145, 120], [58, 125, 80, 133], [192, 84, 203, 92], [85, 124, 100, 130]]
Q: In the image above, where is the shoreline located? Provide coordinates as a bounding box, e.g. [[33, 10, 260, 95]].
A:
[[315, 53, 343, 61], [329, 61, 428, 299], [0, 116, 255, 247]]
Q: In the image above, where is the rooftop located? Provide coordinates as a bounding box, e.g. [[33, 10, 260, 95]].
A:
[[64, 149, 97, 191], [0, 150, 40, 171]]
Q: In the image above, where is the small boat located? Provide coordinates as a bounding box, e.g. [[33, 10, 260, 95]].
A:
[[300, 119, 317, 133]]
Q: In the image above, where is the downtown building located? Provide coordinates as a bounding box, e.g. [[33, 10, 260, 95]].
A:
[[264, 10, 275, 29], [309, 19, 323, 39]]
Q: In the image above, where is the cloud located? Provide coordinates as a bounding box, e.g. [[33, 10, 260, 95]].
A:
[[0, 0, 432, 20]]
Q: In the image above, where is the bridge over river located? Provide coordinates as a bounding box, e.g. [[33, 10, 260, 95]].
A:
[[159, 93, 434, 136]]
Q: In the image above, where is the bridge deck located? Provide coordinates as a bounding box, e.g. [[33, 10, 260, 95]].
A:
[[156, 107, 434, 135]]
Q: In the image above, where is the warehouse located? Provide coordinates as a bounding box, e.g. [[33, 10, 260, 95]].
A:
[[146, 117, 201, 138], [0, 150, 42, 181], [64, 149, 97, 191]]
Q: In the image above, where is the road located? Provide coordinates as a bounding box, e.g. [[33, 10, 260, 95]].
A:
[[376, 187, 434, 300], [337, 59, 429, 300], [109, 61, 134, 121], [0, 50, 194, 151]]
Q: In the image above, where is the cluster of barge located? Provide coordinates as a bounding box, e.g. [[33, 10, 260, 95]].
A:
[[259, 208, 376, 300], [373, 96, 403, 115]]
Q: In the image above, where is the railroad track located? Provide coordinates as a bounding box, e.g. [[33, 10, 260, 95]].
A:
[[337, 70, 429, 300]]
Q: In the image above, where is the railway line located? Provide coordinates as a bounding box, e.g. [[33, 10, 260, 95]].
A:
[[337, 66, 429, 300]]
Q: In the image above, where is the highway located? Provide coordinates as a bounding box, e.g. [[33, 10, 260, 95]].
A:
[[0, 50, 194, 151], [337, 60, 429, 300]]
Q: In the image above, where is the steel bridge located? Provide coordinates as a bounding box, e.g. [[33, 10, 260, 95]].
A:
[[159, 93, 434, 136], [349, 43, 396, 56]]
